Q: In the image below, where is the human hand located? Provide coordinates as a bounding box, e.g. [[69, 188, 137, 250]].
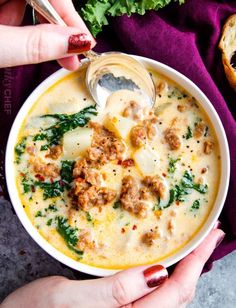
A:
[[0, 0, 96, 70], [1, 228, 225, 308]]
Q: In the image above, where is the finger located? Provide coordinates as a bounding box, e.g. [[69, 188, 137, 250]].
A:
[[34, 12, 81, 70], [35, 1, 96, 70], [134, 229, 225, 308], [57, 56, 81, 71], [33, 0, 88, 33], [0, 0, 26, 25], [62, 265, 168, 308], [0, 24, 92, 68], [49, 0, 94, 36], [213, 220, 221, 230], [34, 12, 81, 71], [170, 229, 225, 289], [49, 0, 97, 70]]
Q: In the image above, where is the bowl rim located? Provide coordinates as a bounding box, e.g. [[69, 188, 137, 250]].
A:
[[5, 55, 230, 277]]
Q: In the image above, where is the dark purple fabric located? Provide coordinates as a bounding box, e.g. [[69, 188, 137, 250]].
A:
[[0, 0, 236, 270]]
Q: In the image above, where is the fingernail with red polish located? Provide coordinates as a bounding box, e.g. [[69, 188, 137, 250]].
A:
[[215, 233, 225, 248], [143, 265, 168, 288], [68, 33, 92, 54], [213, 220, 221, 230]]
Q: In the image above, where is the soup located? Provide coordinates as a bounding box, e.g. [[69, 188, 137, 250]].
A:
[[14, 67, 221, 269]]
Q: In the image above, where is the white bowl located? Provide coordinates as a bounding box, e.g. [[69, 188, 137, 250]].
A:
[[5, 56, 230, 277]]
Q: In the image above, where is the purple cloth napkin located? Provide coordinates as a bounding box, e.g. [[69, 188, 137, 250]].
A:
[[0, 0, 236, 270]]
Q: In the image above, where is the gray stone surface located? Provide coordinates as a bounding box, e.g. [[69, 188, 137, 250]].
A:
[[0, 198, 235, 306], [189, 251, 236, 308]]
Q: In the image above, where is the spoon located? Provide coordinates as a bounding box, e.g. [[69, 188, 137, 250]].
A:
[[26, 0, 156, 108]]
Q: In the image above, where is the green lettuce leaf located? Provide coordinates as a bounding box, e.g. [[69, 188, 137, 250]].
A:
[[80, 0, 112, 37], [74, 0, 185, 36]]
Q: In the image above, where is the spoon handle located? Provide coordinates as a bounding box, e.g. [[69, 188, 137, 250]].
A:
[[26, 0, 65, 26], [25, 0, 99, 61]]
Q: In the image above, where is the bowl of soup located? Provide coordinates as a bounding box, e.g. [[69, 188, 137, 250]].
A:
[[5, 55, 230, 276]]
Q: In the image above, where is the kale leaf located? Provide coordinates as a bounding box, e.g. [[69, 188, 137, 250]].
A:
[[172, 184, 190, 202], [46, 204, 58, 212], [181, 170, 208, 194], [21, 161, 75, 199], [191, 199, 200, 211], [15, 137, 27, 163], [76, 0, 185, 37], [35, 160, 74, 199], [113, 200, 121, 209], [33, 105, 97, 150], [35, 180, 69, 200], [185, 126, 193, 139], [86, 211, 93, 222], [35, 210, 43, 217], [60, 160, 75, 184], [158, 170, 208, 210], [56, 216, 84, 256], [47, 218, 53, 226], [157, 184, 190, 210], [21, 174, 35, 194], [33, 133, 47, 141], [168, 157, 180, 173], [22, 177, 31, 194]]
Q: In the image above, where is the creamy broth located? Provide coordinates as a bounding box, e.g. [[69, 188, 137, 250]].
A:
[[15, 67, 221, 269]]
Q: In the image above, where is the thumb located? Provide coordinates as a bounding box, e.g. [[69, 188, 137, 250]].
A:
[[133, 229, 225, 308], [0, 24, 96, 68], [67, 264, 168, 308]]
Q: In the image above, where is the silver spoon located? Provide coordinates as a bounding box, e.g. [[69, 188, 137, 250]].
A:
[[26, 0, 156, 108]]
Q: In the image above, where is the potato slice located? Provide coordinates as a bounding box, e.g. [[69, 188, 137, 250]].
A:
[[63, 127, 93, 159], [133, 146, 159, 175], [104, 114, 136, 140], [99, 162, 123, 191]]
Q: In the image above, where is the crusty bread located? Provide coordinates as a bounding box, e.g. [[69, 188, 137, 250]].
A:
[[219, 14, 236, 91]]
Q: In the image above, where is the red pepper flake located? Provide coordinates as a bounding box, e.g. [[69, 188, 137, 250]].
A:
[[132, 225, 137, 230], [59, 180, 65, 186], [122, 159, 134, 168], [176, 200, 180, 206], [162, 173, 167, 177], [35, 174, 45, 182], [31, 185, 35, 192], [98, 206, 102, 213], [121, 228, 125, 233], [20, 172, 25, 177], [117, 159, 122, 165]]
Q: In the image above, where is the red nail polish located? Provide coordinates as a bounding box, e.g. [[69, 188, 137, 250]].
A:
[[213, 220, 221, 230], [215, 233, 225, 248], [143, 265, 168, 288], [68, 33, 92, 54]]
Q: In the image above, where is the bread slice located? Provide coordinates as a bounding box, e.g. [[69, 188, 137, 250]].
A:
[[219, 14, 236, 91]]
